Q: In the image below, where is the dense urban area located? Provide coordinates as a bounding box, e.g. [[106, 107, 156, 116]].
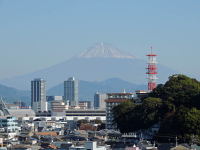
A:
[[0, 49, 200, 150]]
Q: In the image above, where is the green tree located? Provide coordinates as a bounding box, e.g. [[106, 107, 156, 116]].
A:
[[183, 108, 200, 135], [113, 74, 200, 143], [151, 74, 200, 108], [113, 97, 162, 133], [112, 100, 136, 133]]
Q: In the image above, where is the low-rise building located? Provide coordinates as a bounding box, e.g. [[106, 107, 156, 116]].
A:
[[47, 96, 64, 110], [65, 109, 106, 121], [51, 100, 68, 116], [8, 109, 35, 118], [0, 116, 19, 140], [78, 101, 88, 110], [135, 90, 148, 100], [79, 101, 93, 109], [69, 141, 106, 150]]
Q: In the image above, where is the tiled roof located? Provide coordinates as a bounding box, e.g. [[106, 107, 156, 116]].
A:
[[48, 144, 57, 149], [35, 132, 58, 136]]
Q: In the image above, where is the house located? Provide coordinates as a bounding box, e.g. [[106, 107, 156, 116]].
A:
[[69, 141, 107, 150]]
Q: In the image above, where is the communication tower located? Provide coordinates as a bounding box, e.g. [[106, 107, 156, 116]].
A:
[[146, 47, 158, 91]]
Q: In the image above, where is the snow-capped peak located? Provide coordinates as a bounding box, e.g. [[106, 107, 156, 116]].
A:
[[76, 42, 135, 59]]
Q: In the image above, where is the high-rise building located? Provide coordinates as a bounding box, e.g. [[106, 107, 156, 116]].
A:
[[31, 78, 47, 112], [94, 92, 107, 109], [64, 77, 78, 106]]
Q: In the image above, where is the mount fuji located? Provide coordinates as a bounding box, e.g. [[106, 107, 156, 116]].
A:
[[76, 42, 136, 59], [0, 42, 175, 90]]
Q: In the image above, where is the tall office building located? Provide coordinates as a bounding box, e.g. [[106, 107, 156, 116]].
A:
[[31, 78, 47, 112], [94, 92, 107, 109], [64, 77, 78, 106]]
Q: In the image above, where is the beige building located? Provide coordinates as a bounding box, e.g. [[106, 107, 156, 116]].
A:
[[51, 101, 68, 116]]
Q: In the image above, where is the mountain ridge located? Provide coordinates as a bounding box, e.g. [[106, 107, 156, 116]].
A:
[[76, 42, 136, 59], [0, 83, 30, 104], [0, 43, 176, 90]]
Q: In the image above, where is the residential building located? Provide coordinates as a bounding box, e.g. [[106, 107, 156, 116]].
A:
[[94, 92, 107, 109], [51, 100, 69, 116], [135, 90, 148, 100], [0, 116, 19, 140], [47, 96, 64, 110], [125, 145, 139, 150], [137, 140, 158, 150], [78, 101, 88, 109], [79, 101, 93, 109], [69, 141, 106, 150], [105, 93, 134, 130], [31, 78, 48, 112], [64, 77, 78, 106]]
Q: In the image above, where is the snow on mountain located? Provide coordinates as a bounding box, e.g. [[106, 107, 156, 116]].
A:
[[76, 42, 136, 59]]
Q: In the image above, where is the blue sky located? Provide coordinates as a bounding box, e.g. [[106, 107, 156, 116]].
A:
[[0, 0, 200, 80]]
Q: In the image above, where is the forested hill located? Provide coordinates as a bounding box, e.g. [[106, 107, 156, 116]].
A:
[[113, 74, 200, 144]]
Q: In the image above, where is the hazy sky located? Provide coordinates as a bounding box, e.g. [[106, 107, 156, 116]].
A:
[[0, 0, 200, 80]]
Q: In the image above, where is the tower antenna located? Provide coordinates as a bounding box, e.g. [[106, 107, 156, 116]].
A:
[[146, 47, 158, 91]]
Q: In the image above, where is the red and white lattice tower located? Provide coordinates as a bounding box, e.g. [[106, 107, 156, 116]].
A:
[[146, 47, 158, 91]]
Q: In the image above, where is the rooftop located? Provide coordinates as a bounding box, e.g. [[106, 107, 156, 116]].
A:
[[35, 132, 58, 136], [107, 93, 134, 95], [8, 109, 35, 117], [105, 99, 131, 103]]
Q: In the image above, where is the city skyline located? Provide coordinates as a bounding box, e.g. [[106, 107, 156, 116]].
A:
[[0, 1, 200, 81]]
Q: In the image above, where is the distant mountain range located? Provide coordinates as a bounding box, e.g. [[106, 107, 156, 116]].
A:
[[0, 78, 146, 105], [0, 84, 30, 104], [0, 42, 176, 91]]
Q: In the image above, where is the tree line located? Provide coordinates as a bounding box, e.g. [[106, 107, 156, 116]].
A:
[[113, 74, 200, 144]]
